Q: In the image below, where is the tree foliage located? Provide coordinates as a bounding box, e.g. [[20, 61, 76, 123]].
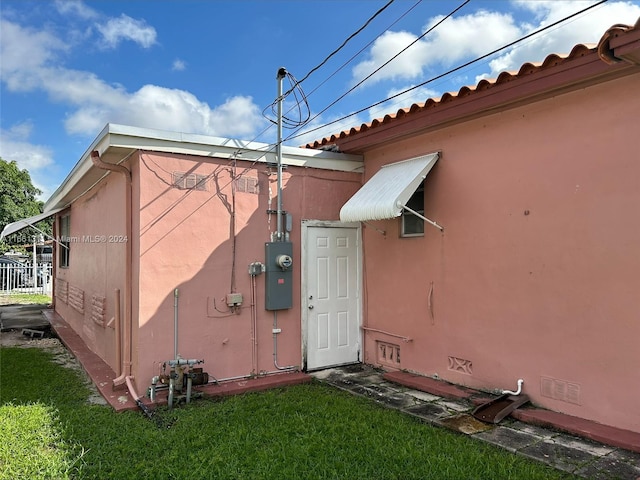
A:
[[0, 157, 50, 251]]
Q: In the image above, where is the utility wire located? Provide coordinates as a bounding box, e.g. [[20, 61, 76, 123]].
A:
[[262, 70, 311, 128], [287, 0, 609, 144], [255, 0, 421, 142], [286, 0, 396, 95], [262, 1, 404, 128], [285, 0, 471, 142], [301, 1, 423, 107]]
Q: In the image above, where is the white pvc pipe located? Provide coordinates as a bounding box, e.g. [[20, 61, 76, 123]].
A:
[[502, 378, 524, 395]]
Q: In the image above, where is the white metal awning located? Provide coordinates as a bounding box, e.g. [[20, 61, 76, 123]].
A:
[[340, 152, 441, 229], [0, 208, 64, 240]]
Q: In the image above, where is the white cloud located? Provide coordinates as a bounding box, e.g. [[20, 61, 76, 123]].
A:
[[352, 11, 521, 86], [0, 123, 52, 171], [351, 1, 639, 88], [482, 0, 640, 78], [0, 123, 55, 199], [172, 59, 186, 71], [54, 0, 98, 20], [352, 30, 430, 85], [96, 14, 157, 49], [0, 20, 68, 91], [1, 18, 265, 140], [63, 85, 264, 138]]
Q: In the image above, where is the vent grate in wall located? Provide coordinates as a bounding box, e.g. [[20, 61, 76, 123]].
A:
[[541, 376, 581, 405], [377, 341, 401, 367], [172, 172, 208, 191], [235, 176, 260, 194], [448, 356, 473, 375]]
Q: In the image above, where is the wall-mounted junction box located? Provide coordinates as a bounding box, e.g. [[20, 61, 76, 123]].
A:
[[248, 262, 265, 276], [226, 293, 243, 307], [265, 241, 293, 310]]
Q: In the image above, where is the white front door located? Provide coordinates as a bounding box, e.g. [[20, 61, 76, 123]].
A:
[[303, 222, 361, 370]]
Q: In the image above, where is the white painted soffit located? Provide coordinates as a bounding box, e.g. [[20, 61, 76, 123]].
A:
[[340, 153, 439, 223], [0, 208, 64, 240]]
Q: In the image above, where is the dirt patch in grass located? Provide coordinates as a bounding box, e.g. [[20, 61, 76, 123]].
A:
[[1, 329, 107, 406]]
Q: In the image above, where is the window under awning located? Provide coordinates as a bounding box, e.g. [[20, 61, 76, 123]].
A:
[[340, 152, 442, 230], [0, 208, 64, 241]]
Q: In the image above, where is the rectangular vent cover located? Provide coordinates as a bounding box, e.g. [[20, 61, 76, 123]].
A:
[[541, 376, 581, 405], [377, 341, 400, 367], [172, 172, 208, 191]]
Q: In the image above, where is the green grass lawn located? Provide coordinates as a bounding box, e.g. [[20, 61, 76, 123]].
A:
[[0, 347, 577, 480], [0, 293, 52, 305]]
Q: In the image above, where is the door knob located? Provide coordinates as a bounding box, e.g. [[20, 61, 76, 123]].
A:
[[308, 305, 314, 310]]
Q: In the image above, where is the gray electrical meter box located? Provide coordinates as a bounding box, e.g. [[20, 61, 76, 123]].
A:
[[265, 241, 293, 310]]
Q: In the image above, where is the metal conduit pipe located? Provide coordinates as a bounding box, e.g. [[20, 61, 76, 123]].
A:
[[251, 274, 259, 374], [90, 151, 133, 388], [113, 289, 123, 378], [174, 288, 179, 359], [273, 311, 297, 371], [204, 368, 298, 386]]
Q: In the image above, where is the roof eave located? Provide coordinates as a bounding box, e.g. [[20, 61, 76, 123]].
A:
[[333, 46, 636, 153], [44, 124, 364, 212]]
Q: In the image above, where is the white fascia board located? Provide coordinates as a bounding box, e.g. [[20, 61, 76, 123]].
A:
[[44, 124, 364, 211], [105, 124, 363, 172], [43, 124, 113, 213]]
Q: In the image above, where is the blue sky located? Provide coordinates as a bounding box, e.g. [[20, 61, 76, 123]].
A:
[[1, 0, 639, 201]]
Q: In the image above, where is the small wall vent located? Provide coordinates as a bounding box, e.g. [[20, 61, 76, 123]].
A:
[[235, 176, 260, 194], [377, 341, 401, 368], [447, 356, 473, 375], [172, 172, 208, 191], [541, 376, 581, 405]]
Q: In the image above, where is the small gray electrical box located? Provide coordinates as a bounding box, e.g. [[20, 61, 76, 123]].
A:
[[265, 241, 293, 310], [248, 262, 264, 276]]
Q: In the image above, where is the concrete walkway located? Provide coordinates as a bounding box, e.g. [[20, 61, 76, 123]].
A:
[[311, 365, 640, 480]]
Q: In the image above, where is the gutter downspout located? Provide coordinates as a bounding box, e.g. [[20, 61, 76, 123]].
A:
[[90, 151, 133, 390]]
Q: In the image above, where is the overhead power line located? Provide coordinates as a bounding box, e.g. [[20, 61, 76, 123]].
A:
[[286, 0, 471, 140], [301, 0, 423, 106], [287, 0, 609, 144], [287, 0, 396, 95], [253, 1, 415, 146]]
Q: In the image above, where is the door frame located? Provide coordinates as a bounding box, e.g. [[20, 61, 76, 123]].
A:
[[301, 220, 362, 371]]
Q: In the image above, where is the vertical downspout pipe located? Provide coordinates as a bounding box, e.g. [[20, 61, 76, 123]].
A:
[[90, 151, 133, 388]]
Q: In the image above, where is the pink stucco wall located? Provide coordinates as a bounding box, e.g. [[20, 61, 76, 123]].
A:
[[134, 152, 361, 388], [54, 172, 128, 372], [353, 74, 639, 433], [56, 149, 361, 397]]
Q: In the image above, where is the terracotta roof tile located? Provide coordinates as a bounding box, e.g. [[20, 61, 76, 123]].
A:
[[305, 20, 638, 150]]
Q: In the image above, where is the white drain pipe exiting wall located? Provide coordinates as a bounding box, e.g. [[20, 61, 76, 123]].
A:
[[502, 379, 524, 396]]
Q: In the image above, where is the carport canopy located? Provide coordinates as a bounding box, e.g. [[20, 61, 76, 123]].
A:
[[1, 208, 64, 241], [339, 152, 442, 230]]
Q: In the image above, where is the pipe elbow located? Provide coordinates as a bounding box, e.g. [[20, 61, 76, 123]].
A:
[[502, 378, 524, 396], [91, 150, 131, 180], [125, 375, 142, 401]]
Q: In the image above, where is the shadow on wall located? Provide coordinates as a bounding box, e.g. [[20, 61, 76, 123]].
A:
[[134, 164, 335, 396]]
